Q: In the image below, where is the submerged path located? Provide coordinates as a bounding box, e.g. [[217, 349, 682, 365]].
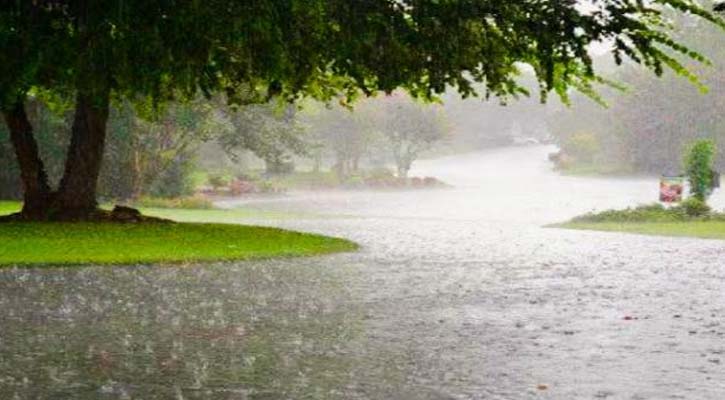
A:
[[2, 146, 725, 399]]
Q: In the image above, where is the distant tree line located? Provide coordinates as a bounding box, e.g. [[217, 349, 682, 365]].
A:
[[0, 93, 449, 201], [550, 8, 725, 175], [305, 93, 449, 179]]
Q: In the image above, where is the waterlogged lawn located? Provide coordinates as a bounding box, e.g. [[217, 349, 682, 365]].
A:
[[557, 203, 725, 241], [560, 221, 725, 241], [0, 201, 356, 266], [0, 222, 357, 266]]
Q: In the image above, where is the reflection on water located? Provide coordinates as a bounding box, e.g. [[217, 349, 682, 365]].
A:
[[3, 146, 725, 399]]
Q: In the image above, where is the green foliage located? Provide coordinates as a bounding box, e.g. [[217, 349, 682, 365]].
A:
[[3, 1, 725, 210], [562, 220, 725, 241], [0, 98, 206, 201], [207, 173, 233, 191], [679, 197, 712, 217], [571, 204, 687, 223], [302, 101, 378, 179], [569, 201, 719, 224], [550, 7, 725, 176], [0, 222, 357, 267], [372, 95, 450, 178], [2, 1, 724, 111], [218, 103, 308, 170], [308, 93, 450, 179], [145, 156, 197, 199], [684, 139, 717, 201]]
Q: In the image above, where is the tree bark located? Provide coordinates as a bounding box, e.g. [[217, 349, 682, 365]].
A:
[[2, 101, 50, 217], [55, 90, 110, 215]]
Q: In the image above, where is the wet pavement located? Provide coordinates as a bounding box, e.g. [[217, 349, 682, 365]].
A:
[[2, 146, 725, 399]]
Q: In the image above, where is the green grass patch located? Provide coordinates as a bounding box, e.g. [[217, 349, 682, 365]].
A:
[[555, 201, 725, 240], [0, 222, 357, 267], [559, 220, 725, 241], [0, 201, 356, 266], [0, 201, 20, 215]]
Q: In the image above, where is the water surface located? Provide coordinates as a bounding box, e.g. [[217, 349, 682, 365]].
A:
[[2, 146, 725, 399]]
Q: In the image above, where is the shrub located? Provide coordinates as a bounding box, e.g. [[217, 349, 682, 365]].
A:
[[683, 139, 717, 201], [570, 203, 686, 223], [676, 197, 711, 217], [207, 173, 232, 191], [569, 200, 723, 224], [146, 156, 198, 199]]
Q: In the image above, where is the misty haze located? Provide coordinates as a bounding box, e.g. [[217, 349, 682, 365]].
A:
[[2, 2, 725, 399]]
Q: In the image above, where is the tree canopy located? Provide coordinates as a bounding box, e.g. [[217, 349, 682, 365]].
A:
[[1, 0, 724, 219], [4, 1, 725, 105]]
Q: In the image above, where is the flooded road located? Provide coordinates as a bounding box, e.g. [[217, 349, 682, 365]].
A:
[[2, 146, 725, 399]]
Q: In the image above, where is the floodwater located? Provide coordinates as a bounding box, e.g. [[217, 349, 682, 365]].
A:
[[2, 145, 725, 399]]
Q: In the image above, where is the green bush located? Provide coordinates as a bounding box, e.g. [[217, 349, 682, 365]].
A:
[[1, 99, 202, 202], [676, 197, 711, 217], [571, 203, 686, 223], [146, 156, 198, 199], [207, 173, 232, 190], [570, 200, 723, 224], [684, 139, 717, 201]]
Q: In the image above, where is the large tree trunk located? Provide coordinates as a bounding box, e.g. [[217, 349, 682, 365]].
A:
[[54, 91, 110, 216], [2, 101, 51, 218]]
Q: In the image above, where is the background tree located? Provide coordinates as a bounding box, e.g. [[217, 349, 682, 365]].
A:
[[2, 0, 724, 220], [303, 103, 378, 179], [0, 97, 222, 202], [218, 103, 307, 176], [370, 95, 449, 178], [549, 3, 725, 175]]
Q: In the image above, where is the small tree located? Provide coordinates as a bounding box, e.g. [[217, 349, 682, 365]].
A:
[[304, 103, 375, 180], [218, 103, 307, 176], [684, 139, 717, 201], [371, 95, 449, 178]]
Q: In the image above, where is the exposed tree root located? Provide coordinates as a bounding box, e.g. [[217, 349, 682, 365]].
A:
[[0, 205, 173, 223]]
